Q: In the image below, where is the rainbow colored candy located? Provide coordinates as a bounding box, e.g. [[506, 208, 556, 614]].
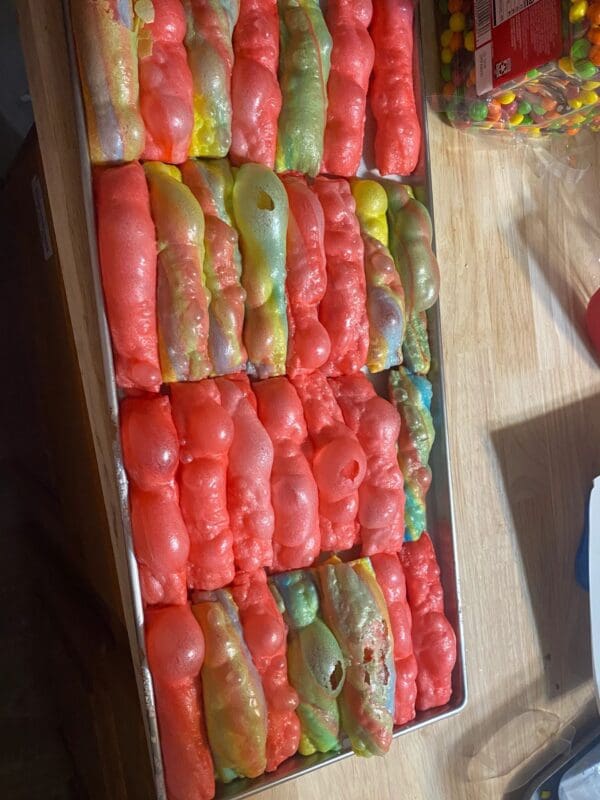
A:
[[352, 180, 406, 373], [192, 590, 268, 782], [276, 0, 333, 176], [183, 0, 240, 157], [181, 159, 247, 375], [318, 558, 395, 757], [71, 0, 144, 163], [389, 368, 435, 541], [232, 163, 289, 378], [402, 311, 431, 375], [271, 570, 345, 756], [144, 162, 211, 382]]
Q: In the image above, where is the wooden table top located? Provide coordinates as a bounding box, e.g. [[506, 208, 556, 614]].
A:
[[17, 1, 600, 797]]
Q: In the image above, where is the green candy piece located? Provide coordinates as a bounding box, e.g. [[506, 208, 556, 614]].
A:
[[441, 63, 452, 82], [521, 114, 533, 125], [575, 59, 597, 80], [571, 38, 591, 61], [518, 101, 532, 115], [532, 103, 546, 115], [526, 68, 540, 79], [469, 100, 488, 121]]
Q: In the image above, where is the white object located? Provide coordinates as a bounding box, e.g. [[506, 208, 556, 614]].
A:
[[559, 743, 600, 799]]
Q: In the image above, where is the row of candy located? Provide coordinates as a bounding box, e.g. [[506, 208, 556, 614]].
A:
[[72, 0, 420, 177], [96, 159, 440, 392], [437, 0, 600, 135], [146, 544, 457, 799], [121, 367, 435, 608]]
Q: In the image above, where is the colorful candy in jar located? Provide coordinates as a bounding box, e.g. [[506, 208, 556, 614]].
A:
[[215, 374, 275, 572], [282, 175, 331, 377], [145, 605, 215, 800], [276, 0, 333, 176], [369, 0, 420, 175], [183, 0, 240, 157], [270, 570, 346, 755], [181, 159, 247, 376], [94, 162, 161, 392], [292, 371, 367, 552], [192, 590, 268, 782], [318, 558, 395, 757], [170, 381, 236, 590], [230, 570, 301, 771], [230, 0, 282, 166], [389, 367, 435, 541], [312, 177, 368, 377], [71, 0, 144, 163], [352, 179, 406, 373], [331, 373, 405, 556], [232, 163, 289, 378], [254, 377, 320, 570], [121, 395, 189, 607], [321, 0, 374, 177], [144, 162, 212, 383], [138, 0, 194, 164]]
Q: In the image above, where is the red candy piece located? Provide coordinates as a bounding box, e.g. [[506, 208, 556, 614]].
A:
[[231, 570, 300, 771], [253, 377, 320, 570], [400, 533, 457, 711], [216, 375, 275, 572], [312, 177, 368, 376], [322, 0, 374, 177], [121, 395, 189, 606], [370, 0, 420, 176], [171, 381, 235, 590], [139, 0, 194, 164], [95, 162, 161, 392], [282, 175, 331, 378], [586, 287, 600, 355], [230, 0, 282, 166], [371, 553, 417, 725], [146, 605, 215, 800], [330, 373, 405, 555], [292, 371, 366, 552]]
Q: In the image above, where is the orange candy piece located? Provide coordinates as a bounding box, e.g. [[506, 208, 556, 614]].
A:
[[590, 44, 600, 66], [588, 26, 600, 45], [449, 32, 463, 52], [588, 3, 600, 25], [447, 0, 462, 11]]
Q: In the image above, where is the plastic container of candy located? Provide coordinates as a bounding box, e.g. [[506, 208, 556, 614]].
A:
[[433, 0, 600, 136], [62, 1, 467, 798]]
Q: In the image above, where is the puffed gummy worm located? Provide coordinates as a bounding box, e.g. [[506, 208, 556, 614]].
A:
[[254, 377, 320, 570], [192, 590, 268, 782], [292, 371, 366, 552], [400, 533, 457, 711], [183, 0, 239, 157], [94, 162, 161, 392], [145, 605, 215, 800], [331, 373, 405, 556], [276, 0, 333, 176], [171, 381, 235, 590], [144, 162, 211, 383], [121, 395, 189, 606], [313, 177, 368, 376], [371, 552, 417, 725], [138, 0, 194, 164], [352, 180, 406, 373], [215, 374, 274, 572], [369, 0, 420, 176], [322, 0, 374, 177], [387, 184, 440, 314], [270, 570, 345, 755], [230, 0, 282, 166], [181, 160, 247, 375], [318, 558, 395, 756], [232, 164, 289, 378], [282, 175, 331, 378], [231, 570, 301, 771], [389, 367, 435, 541], [71, 0, 144, 163], [402, 310, 431, 375]]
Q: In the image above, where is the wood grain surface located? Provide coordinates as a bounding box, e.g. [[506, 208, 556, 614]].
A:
[[16, 1, 600, 797]]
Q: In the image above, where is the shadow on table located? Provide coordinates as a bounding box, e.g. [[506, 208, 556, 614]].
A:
[[491, 395, 600, 700]]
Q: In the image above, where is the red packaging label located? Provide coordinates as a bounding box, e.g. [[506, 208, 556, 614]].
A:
[[473, 0, 562, 95]]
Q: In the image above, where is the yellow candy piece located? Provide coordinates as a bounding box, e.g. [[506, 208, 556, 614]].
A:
[[583, 80, 600, 90], [441, 47, 453, 64], [580, 90, 599, 105], [441, 29, 452, 47], [569, 0, 587, 22], [464, 31, 475, 51], [351, 180, 389, 246], [570, 113, 587, 124], [530, 127, 541, 137], [509, 113, 524, 125], [498, 91, 516, 104], [568, 97, 583, 109], [559, 56, 575, 74], [449, 12, 466, 31]]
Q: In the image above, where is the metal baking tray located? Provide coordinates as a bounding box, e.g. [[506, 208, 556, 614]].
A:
[[62, 2, 467, 797]]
